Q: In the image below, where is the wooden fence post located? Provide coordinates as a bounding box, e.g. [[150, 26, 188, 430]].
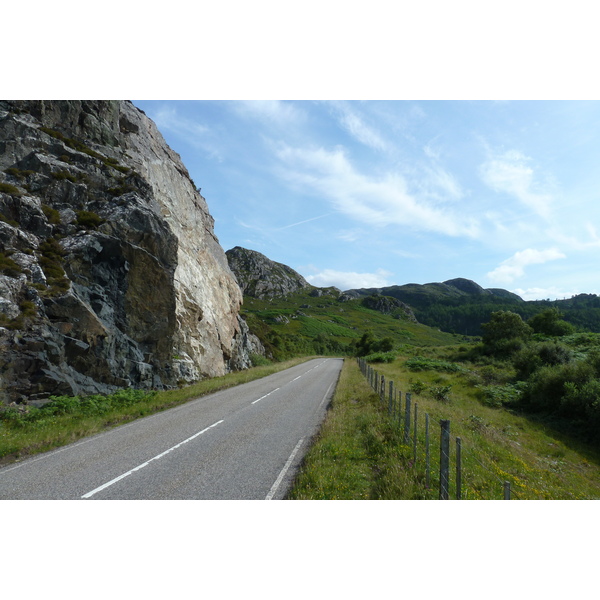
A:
[[413, 402, 418, 462], [425, 413, 430, 489], [456, 437, 462, 500], [404, 393, 412, 444], [504, 481, 511, 500], [439, 420, 450, 500], [388, 381, 394, 415]]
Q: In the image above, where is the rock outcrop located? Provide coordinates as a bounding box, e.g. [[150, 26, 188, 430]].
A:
[[0, 100, 261, 404], [226, 246, 311, 299], [360, 294, 417, 321]]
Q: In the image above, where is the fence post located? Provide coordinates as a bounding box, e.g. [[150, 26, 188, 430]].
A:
[[403, 393, 412, 444], [413, 402, 418, 463], [397, 390, 402, 426], [439, 420, 450, 500], [456, 437, 462, 500], [504, 481, 511, 500], [388, 381, 394, 415], [425, 413, 430, 489]]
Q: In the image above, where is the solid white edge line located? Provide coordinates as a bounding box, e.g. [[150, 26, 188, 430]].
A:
[[265, 437, 304, 500], [81, 419, 224, 499]]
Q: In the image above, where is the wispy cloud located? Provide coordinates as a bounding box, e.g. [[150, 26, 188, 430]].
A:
[[480, 149, 553, 219], [275, 214, 330, 230], [275, 143, 480, 238], [151, 105, 222, 160], [233, 100, 305, 128], [331, 102, 390, 152], [306, 268, 393, 290], [513, 286, 579, 301], [486, 248, 566, 284]]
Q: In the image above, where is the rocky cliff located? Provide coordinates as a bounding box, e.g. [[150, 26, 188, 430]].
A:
[[0, 100, 261, 404], [226, 246, 311, 299]]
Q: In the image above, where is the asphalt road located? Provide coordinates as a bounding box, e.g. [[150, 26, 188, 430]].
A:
[[0, 358, 342, 500]]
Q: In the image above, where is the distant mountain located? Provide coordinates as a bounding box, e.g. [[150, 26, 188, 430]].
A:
[[344, 278, 524, 304]]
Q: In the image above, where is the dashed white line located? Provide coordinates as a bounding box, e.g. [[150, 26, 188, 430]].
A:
[[81, 419, 224, 499], [265, 438, 304, 500], [252, 388, 280, 405]]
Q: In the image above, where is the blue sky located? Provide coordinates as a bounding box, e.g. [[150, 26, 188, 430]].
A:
[[133, 100, 600, 301]]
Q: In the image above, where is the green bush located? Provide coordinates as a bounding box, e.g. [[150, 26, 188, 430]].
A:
[[0, 252, 22, 278], [76, 210, 104, 229], [481, 311, 532, 357], [513, 341, 572, 379], [0, 182, 22, 196], [42, 204, 61, 225], [523, 361, 596, 413], [405, 356, 465, 373], [364, 351, 396, 363], [249, 353, 271, 367]]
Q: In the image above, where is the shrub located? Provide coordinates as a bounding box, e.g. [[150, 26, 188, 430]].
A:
[[528, 308, 575, 337], [0, 212, 19, 227], [430, 385, 452, 403], [405, 356, 465, 373], [481, 311, 532, 357], [513, 341, 572, 379], [249, 353, 271, 367], [76, 210, 104, 229], [0, 252, 22, 278], [523, 361, 595, 413], [42, 204, 61, 225], [0, 182, 22, 196], [364, 351, 396, 363]]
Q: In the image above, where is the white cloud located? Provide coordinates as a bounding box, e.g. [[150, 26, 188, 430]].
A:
[[234, 100, 304, 128], [513, 287, 580, 301], [306, 268, 393, 290], [480, 150, 553, 219], [332, 102, 389, 152], [151, 106, 222, 160], [486, 248, 566, 284], [274, 143, 480, 238]]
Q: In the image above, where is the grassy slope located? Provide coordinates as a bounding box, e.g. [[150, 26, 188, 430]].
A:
[[241, 288, 462, 357]]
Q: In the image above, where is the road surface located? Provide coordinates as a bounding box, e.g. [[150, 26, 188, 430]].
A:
[[0, 358, 342, 500]]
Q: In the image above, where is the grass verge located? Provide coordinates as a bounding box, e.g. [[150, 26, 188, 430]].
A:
[[287, 358, 431, 499], [288, 355, 600, 499], [0, 357, 311, 466]]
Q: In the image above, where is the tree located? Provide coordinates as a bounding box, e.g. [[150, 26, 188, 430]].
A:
[[481, 310, 532, 356], [527, 308, 574, 336]]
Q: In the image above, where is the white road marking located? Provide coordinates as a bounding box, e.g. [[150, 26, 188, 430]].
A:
[[319, 381, 335, 410], [81, 419, 224, 499], [292, 376, 301, 381], [265, 437, 304, 500], [251, 388, 280, 405]]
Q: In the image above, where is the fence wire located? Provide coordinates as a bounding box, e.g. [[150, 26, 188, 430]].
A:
[[357, 358, 543, 500]]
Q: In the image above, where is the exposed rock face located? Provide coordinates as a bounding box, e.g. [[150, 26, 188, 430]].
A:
[[0, 100, 261, 404], [226, 246, 311, 299], [361, 294, 417, 321]]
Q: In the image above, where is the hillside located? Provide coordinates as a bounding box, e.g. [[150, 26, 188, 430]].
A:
[[346, 279, 600, 336], [236, 286, 461, 360]]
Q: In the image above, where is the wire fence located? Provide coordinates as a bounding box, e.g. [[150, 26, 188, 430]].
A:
[[357, 357, 526, 500]]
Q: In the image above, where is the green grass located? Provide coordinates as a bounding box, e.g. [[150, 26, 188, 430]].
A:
[[288, 353, 600, 499], [288, 359, 428, 499], [0, 357, 311, 466], [241, 288, 464, 360]]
